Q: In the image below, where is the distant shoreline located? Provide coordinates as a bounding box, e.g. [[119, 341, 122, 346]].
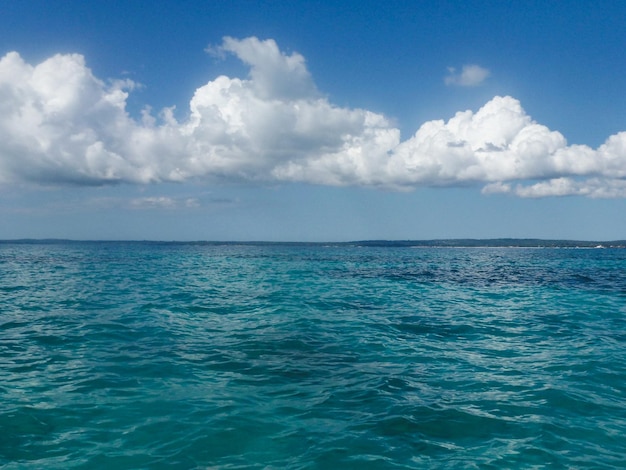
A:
[[1, 238, 625, 248]]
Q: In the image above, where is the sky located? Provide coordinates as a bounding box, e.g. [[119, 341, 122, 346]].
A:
[[1, 0, 626, 241]]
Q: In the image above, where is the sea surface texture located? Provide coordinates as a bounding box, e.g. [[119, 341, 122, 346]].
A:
[[1, 242, 625, 469]]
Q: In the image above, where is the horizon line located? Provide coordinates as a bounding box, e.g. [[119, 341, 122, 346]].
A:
[[1, 238, 625, 247]]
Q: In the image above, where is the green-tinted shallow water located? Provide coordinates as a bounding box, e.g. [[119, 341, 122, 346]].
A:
[[1, 242, 625, 468]]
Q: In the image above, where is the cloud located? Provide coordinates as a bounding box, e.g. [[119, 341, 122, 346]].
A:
[[130, 196, 179, 209], [0, 51, 170, 186], [445, 65, 490, 87], [484, 177, 626, 198], [212, 36, 318, 100], [129, 196, 205, 209], [1, 38, 626, 198]]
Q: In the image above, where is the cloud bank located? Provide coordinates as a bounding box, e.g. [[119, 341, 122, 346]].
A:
[[1, 36, 625, 197]]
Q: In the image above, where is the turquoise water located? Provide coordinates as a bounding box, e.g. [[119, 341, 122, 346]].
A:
[[1, 242, 625, 469]]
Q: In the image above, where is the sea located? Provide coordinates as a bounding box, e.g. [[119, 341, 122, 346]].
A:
[[1, 241, 625, 469]]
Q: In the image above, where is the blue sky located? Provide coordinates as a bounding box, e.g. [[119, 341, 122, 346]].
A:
[[1, 0, 626, 241]]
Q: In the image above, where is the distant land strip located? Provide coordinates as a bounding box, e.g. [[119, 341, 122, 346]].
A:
[[1, 239, 625, 248]]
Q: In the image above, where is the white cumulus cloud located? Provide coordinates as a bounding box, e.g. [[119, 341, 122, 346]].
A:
[[1, 37, 626, 198], [445, 64, 490, 87]]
